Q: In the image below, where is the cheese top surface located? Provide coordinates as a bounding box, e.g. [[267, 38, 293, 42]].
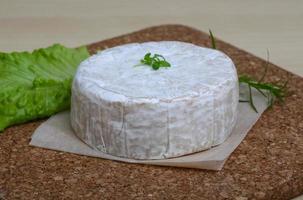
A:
[[76, 41, 237, 101]]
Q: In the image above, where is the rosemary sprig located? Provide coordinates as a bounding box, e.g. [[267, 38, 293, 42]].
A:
[[209, 29, 288, 112], [136, 52, 171, 70], [209, 29, 217, 49], [238, 75, 287, 111], [248, 84, 258, 113]]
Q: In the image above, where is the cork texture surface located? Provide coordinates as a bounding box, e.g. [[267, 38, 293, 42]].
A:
[[0, 25, 302, 200]]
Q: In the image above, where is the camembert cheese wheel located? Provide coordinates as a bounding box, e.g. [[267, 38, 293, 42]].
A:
[[71, 41, 239, 159]]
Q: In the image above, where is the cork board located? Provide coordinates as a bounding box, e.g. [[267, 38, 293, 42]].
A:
[[0, 25, 302, 200]]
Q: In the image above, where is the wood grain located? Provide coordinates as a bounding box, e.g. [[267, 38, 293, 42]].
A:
[[0, 0, 302, 77]]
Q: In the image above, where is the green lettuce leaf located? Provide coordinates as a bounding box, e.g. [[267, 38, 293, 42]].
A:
[[0, 44, 90, 131]]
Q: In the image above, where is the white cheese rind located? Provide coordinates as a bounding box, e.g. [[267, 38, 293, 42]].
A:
[[71, 41, 239, 159]]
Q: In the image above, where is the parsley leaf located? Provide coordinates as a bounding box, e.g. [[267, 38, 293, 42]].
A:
[[137, 53, 171, 70]]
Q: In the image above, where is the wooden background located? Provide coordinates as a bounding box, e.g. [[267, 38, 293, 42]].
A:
[[0, 0, 302, 77]]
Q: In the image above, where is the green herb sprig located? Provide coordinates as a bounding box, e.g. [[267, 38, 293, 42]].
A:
[[136, 53, 171, 70], [238, 74, 287, 112], [209, 29, 288, 112], [209, 29, 217, 49]]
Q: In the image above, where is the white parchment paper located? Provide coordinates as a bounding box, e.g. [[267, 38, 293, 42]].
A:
[[30, 86, 268, 170]]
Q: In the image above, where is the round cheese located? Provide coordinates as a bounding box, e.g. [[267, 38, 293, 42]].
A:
[[71, 41, 239, 160]]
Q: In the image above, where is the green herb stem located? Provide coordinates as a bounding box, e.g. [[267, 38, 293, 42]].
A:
[[209, 29, 217, 49]]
